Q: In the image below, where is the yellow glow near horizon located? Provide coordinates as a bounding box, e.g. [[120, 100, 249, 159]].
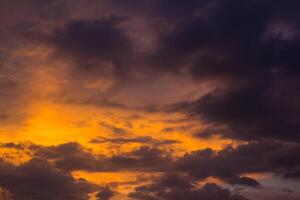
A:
[[15, 100, 235, 151]]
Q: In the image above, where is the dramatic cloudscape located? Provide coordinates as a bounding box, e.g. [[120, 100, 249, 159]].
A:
[[0, 0, 300, 199]]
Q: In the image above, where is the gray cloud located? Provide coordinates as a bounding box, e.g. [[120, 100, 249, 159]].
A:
[[89, 136, 179, 146], [0, 158, 98, 200], [96, 186, 115, 200], [129, 173, 248, 200]]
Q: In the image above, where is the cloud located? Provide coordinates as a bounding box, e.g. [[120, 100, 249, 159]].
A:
[[0, 0, 69, 26], [107, 0, 209, 21], [102, 146, 173, 172], [33, 142, 104, 172], [33, 142, 173, 172], [99, 122, 129, 135], [177, 140, 300, 185], [0, 158, 98, 200], [0, 47, 33, 126], [129, 173, 248, 200], [1, 1, 300, 198], [148, 0, 300, 142], [3, 140, 300, 187], [96, 186, 116, 200], [89, 136, 179, 146], [49, 17, 133, 79], [172, 81, 300, 141]]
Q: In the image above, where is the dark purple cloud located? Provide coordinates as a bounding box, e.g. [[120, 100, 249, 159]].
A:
[[0, 158, 98, 200], [96, 186, 115, 200], [2, 140, 300, 188], [177, 140, 300, 184], [129, 173, 248, 200], [1, 0, 300, 199]]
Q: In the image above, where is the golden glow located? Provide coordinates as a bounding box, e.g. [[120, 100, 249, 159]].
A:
[[0, 46, 239, 197]]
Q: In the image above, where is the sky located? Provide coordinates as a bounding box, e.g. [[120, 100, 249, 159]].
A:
[[0, 0, 300, 199]]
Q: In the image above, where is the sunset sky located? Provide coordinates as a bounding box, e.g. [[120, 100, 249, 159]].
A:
[[0, 0, 300, 200]]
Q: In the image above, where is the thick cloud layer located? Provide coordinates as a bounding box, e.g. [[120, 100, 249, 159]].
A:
[[177, 140, 300, 185], [2, 140, 300, 186], [33, 142, 173, 172], [153, 0, 300, 142], [129, 173, 248, 200], [96, 186, 115, 200], [0, 158, 98, 200], [1, 0, 300, 199]]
